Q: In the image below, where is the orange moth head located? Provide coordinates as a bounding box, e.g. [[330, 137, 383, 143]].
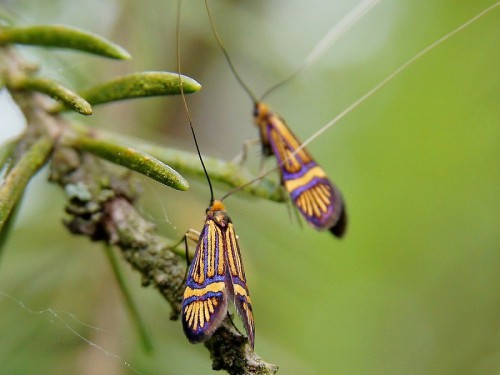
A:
[[253, 102, 270, 126]]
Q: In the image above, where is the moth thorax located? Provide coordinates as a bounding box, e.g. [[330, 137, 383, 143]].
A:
[[212, 210, 230, 228], [207, 200, 229, 227]]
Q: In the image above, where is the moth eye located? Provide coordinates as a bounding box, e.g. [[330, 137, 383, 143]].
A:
[[253, 102, 262, 118]]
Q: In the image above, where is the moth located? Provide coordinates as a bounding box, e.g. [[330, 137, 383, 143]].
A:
[[181, 200, 255, 348], [254, 102, 347, 237]]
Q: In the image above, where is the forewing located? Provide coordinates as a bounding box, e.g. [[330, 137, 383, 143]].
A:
[[182, 218, 229, 343], [267, 115, 346, 236], [224, 222, 255, 349]]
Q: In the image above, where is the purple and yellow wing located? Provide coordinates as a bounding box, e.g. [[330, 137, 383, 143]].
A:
[[181, 218, 228, 344], [255, 102, 346, 237], [224, 222, 255, 348], [181, 211, 255, 348]]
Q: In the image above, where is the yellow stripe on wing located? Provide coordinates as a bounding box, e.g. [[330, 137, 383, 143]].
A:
[[234, 284, 252, 304], [183, 281, 225, 298], [184, 296, 221, 331], [284, 165, 327, 192]]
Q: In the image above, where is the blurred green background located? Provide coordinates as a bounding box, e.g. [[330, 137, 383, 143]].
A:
[[1, 1, 499, 374]]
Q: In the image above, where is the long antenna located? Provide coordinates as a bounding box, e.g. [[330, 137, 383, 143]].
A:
[[261, 0, 380, 100], [297, 1, 500, 152], [220, 1, 499, 202], [177, 0, 215, 204], [205, 0, 379, 103], [204, 0, 258, 103]]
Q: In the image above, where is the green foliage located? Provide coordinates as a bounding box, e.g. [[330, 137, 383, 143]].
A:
[[0, 136, 54, 231], [66, 132, 189, 191], [51, 71, 202, 112], [77, 71, 201, 105], [11, 75, 92, 114], [0, 24, 131, 59], [0, 26, 197, 227]]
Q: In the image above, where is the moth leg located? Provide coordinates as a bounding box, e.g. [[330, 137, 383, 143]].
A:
[[225, 311, 244, 336], [169, 228, 199, 261], [184, 228, 200, 262], [258, 153, 268, 175], [174, 229, 201, 293], [232, 137, 260, 165], [287, 198, 304, 229]]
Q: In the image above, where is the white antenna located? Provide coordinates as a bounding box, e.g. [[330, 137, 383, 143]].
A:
[[262, 0, 380, 99]]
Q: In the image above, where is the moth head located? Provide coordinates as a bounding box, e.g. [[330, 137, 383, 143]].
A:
[[253, 102, 270, 124], [209, 199, 225, 212]]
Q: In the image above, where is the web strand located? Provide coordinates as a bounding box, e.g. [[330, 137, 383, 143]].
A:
[[0, 291, 144, 375]]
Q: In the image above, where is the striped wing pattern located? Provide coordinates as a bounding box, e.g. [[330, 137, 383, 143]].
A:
[[254, 102, 346, 237], [181, 202, 255, 348]]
